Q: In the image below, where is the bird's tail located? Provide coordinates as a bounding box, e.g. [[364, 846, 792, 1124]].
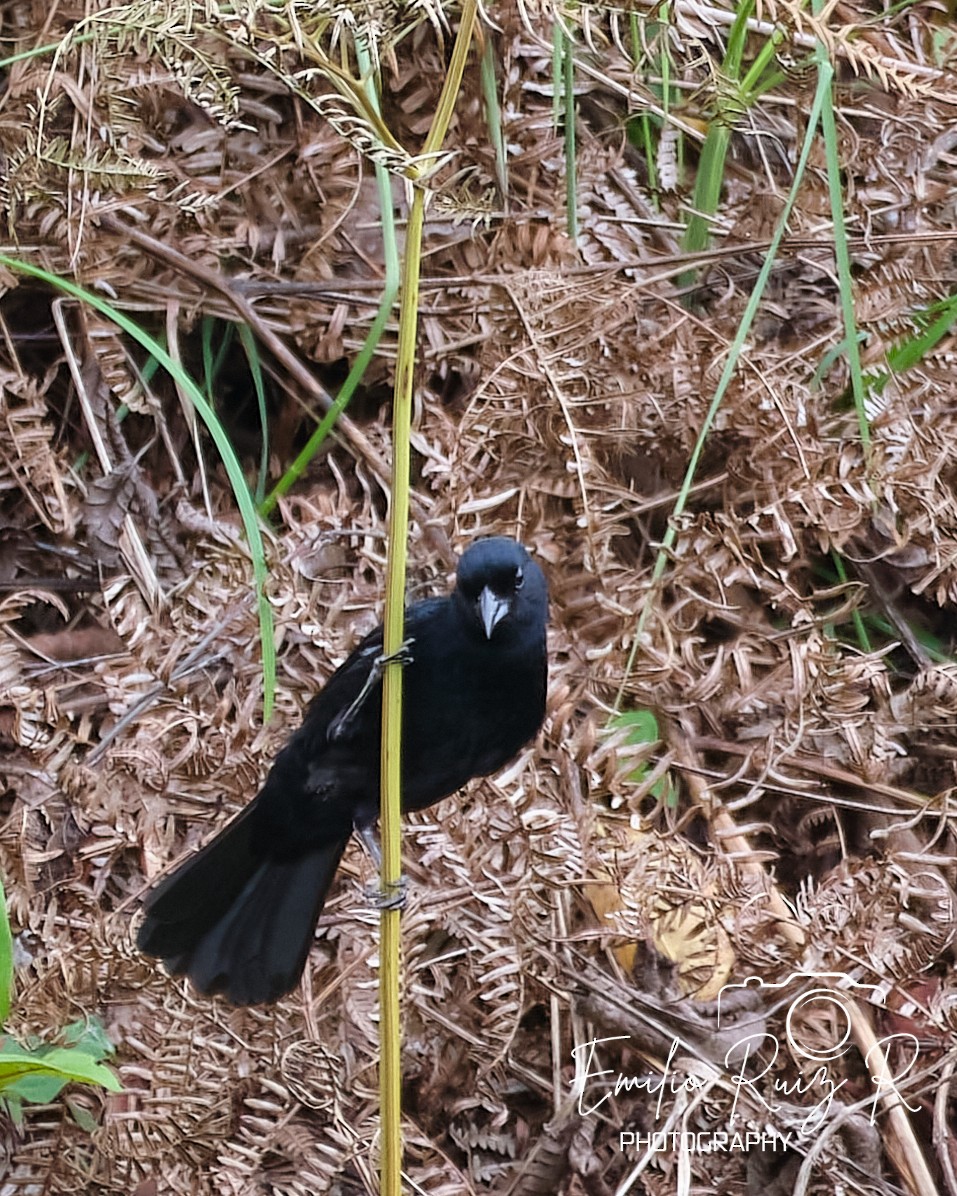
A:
[[137, 808, 349, 1005]]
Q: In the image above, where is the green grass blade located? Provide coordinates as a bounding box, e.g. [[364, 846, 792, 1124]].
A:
[[680, 122, 731, 269], [686, 0, 754, 237], [551, 21, 564, 130], [812, 9, 869, 456], [830, 550, 872, 653], [866, 293, 957, 397], [480, 32, 508, 199], [0, 255, 276, 719], [0, 33, 94, 70], [616, 56, 836, 706], [562, 24, 579, 245], [0, 876, 13, 1024], [238, 323, 269, 506], [261, 35, 400, 517]]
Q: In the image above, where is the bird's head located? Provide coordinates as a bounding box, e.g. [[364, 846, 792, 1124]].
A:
[[454, 537, 548, 642]]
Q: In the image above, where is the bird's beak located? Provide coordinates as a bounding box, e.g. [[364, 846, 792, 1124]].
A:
[[478, 586, 510, 639]]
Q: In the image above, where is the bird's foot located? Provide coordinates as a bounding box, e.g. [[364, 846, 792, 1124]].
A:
[[377, 638, 414, 669], [357, 822, 382, 867], [356, 825, 408, 910], [329, 639, 415, 743], [365, 875, 409, 912]]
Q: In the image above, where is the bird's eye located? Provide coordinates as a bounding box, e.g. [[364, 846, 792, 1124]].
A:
[[514, 568, 524, 590]]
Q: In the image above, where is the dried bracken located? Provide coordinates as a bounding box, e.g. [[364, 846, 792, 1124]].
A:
[[0, 0, 955, 1191]]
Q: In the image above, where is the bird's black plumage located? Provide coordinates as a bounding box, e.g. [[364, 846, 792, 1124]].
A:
[[137, 536, 548, 1005]]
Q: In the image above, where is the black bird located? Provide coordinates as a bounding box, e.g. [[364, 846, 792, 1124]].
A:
[[137, 536, 548, 1005]]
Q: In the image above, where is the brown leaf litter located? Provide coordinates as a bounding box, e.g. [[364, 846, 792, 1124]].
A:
[[0, 0, 956, 1192]]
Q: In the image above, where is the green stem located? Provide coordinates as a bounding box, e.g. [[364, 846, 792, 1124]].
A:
[[616, 57, 835, 707]]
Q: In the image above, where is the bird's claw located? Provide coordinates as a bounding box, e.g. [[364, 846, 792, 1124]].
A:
[[365, 876, 409, 912], [377, 638, 414, 669], [329, 640, 415, 743]]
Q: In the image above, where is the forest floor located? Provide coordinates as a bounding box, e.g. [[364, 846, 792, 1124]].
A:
[[1, 1, 957, 1193]]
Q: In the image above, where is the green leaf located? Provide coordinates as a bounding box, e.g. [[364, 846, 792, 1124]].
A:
[[4, 1072, 67, 1104], [58, 1019, 115, 1062], [610, 709, 676, 804], [0, 1041, 121, 1093], [610, 708, 660, 743], [0, 876, 13, 1023], [66, 1097, 100, 1133]]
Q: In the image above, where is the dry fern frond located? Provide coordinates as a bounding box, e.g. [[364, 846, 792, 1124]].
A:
[[89, 1, 245, 129], [0, 378, 75, 535], [0, 0, 955, 1190]]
